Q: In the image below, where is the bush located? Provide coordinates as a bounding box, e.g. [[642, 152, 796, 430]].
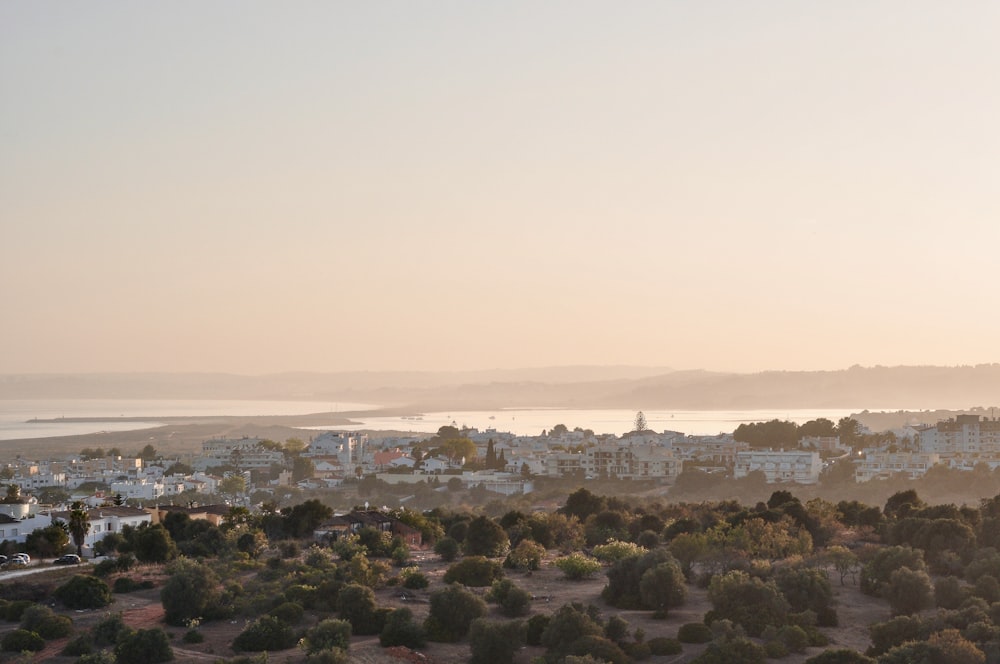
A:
[[113, 577, 140, 593], [160, 557, 222, 626], [506, 539, 545, 571], [936, 575, 969, 609], [526, 613, 550, 646], [183, 629, 205, 643], [486, 579, 531, 617], [469, 618, 526, 664], [93, 558, 118, 577], [566, 635, 630, 664], [4, 600, 33, 622], [401, 570, 429, 590], [269, 601, 305, 625], [54, 575, 113, 609], [884, 567, 934, 616], [337, 584, 386, 636], [443, 556, 503, 587], [592, 540, 646, 563], [305, 649, 350, 664], [91, 612, 127, 646], [554, 553, 602, 580], [434, 536, 460, 562], [677, 622, 713, 643], [63, 633, 94, 656], [1, 629, 45, 652], [78, 653, 116, 664], [425, 584, 487, 642], [464, 516, 510, 558], [21, 605, 73, 639], [707, 570, 789, 636], [302, 618, 352, 654], [114, 628, 173, 664], [379, 608, 425, 649], [804, 650, 875, 664], [648, 637, 683, 655], [233, 616, 297, 652]]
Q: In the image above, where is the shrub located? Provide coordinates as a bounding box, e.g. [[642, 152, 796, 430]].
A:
[[707, 570, 789, 636], [804, 650, 875, 664], [183, 629, 205, 643], [305, 649, 350, 664], [860, 546, 925, 596], [554, 553, 602, 580], [302, 618, 352, 654], [114, 628, 173, 664], [648, 637, 682, 655], [21, 605, 73, 639], [464, 516, 510, 558], [63, 633, 94, 656], [1, 629, 45, 652], [937, 576, 970, 609], [486, 579, 531, 617], [434, 536, 460, 562], [4, 600, 33, 622], [884, 567, 934, 616], [337, 584, 386, 635], [269, 601, 305, 625], [401, 569, 429, 590], [160, 557, 222, 626], [379, 608, 425, 649], [506, 539, 545, 571], [91, 612, 127, 646], [469, 618, 526, 664], [113, 577, 140, 593], [424, 584, 487, 642], [93, 558, 118, 577], [233, 616, 297, 652], [677, 622, 713, 643], [54, 575, 113, 609], [526, 613, 550, 646], [592, 540, 646, 563], [78, 653, 116, 664], [443, 556, 503, 587], [566, 635, 630, 664]]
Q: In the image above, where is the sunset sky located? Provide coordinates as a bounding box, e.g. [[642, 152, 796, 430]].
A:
[[2, 2, 998, 375]]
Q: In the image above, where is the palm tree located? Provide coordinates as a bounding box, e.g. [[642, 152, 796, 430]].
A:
[[67, 501, 90, 557]]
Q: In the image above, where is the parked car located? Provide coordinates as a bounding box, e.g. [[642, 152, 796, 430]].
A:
[[54, 554, 81, 565], [3, 558, 27, 569], [0, 555, 7, 565], [12, 553, 30, 564]]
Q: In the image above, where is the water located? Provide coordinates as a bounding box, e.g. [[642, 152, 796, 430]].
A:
[[298, 407, 869, 437], [0, 399, 378, 441]]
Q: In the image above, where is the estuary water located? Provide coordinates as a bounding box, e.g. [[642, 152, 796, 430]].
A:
[[0, 399, 875, 441], [0, 399, 377, 441]]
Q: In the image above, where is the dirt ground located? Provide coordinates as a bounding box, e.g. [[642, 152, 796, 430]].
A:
[[0, 552, 887, 664]]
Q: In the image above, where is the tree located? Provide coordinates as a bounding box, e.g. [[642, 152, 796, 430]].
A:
[[114, 628, 173, 664], [302, 618, 352, 654], [233, 616, 297, 652], [218, 475, 246, 496], [639, 560, 687, 616], [3, 484, 22, 504], [25, 523, 69, 558], [634, 411, 648, 433], [707, 570, 789, 636], [282, 499, 333, 538], [68, 501, 91, 557], [883, 567, 934, 616], [379, 608, 425, 649], [293, 456, 315, 482], [469, 618, 526, 664], [127, 523, 177, 563], [139, 444, 157, 461], [337, 584, 384, 635], [54, 574, 113, 609], [424, 584, 487, 642], [554, 553, 603, 580], [160, 557, 222, 626], [561, 488, 606, 522], [540, 603, 604, 662], [464, 516, 510, 557]]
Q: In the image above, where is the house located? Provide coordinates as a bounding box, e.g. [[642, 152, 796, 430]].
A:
[[734, 450, 822, 484], [313, 510, 422, 547]]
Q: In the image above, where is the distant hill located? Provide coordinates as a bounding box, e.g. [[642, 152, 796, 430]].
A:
[[2, 364, 999, 411]]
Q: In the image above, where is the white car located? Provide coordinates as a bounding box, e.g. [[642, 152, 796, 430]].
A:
[[12, 553, 30, 564]]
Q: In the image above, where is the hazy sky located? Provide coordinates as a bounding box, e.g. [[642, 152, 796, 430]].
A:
[[2, 2, 999, 375]]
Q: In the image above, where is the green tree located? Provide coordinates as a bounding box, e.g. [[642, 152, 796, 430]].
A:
[[114, 628, 173, 664], [139, 444, 157, 461], [469, 618, 526, 664], [337, 584, 384, 635], [639, 560, 687, 616], [634, 411, 648, 432], [424, 584, 487, 642], [127, 523, 177, 563], [160, 558, 222, 626], [68, 501, 91, 557], [707, 570, 789, 636], [464, 516, 510, 557], [293, 456, 315, 482], [218, 475, 246, 496], [25, 522, 70, 558], [302, 618, 352, 654], [883, 567, 934, 616]]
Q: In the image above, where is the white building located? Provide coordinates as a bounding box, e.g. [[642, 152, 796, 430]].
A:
[[855, 451, 941, 482], [305, 432, 368, 467], [919, 415, 1000, 456], [734, 450, 821, 484]]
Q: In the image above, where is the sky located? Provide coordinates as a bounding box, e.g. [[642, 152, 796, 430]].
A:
[[2, 2, 999, 376]]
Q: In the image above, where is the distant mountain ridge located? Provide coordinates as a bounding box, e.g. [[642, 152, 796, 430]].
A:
[[1, 364, 999, 411]]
